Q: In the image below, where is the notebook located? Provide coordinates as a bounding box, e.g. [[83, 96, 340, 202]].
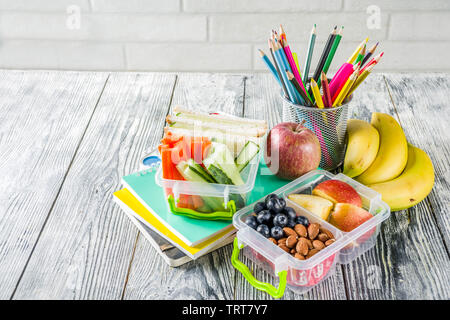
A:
[[114, 188, 235, 260]]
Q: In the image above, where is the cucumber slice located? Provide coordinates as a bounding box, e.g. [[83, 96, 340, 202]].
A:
[[203, 142, 244, 186], [186, 159, 216, 183], [235, 141, 260, 172]]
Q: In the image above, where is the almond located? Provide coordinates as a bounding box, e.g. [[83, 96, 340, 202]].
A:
[[283, 227, 297, 238], [294, 253, 305, 260], [286, 235, 298, 248], [313, 240, 325, 250], [325, 239, 336, 246], [294, 224, 307, 238], [317, 233, 329, 242], [278, 243, 290, 253], [268, 237, 277, 245], [319, 227, 335, 240], [277, 237, 287, 244], [290, 248, 296, 254], [306, 248, 319, 259], [308, 223, 320, 240], [296, 237, 309, 256], [305, 238, 313, 249]]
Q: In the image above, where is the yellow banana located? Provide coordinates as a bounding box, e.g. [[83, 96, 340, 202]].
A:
[[355, 113, 408, 185], [343, 119, 380, 177], [368, 144, 434, 211]]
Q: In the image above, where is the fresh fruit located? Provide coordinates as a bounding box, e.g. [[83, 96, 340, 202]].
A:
[[368, 144, 434, 211], [312, 180, 362, 207], [270, 226, 284, 240], [329, 203, 373, 232], [256, 210, 272, 225], [295, 215, 309, 227], [266, 196, 286, 213], [273, 213, 288, 227], [253, 202, 266, 214], [265, 193, 278, 207], [244, 215, 258, 230], [343, 119, 380, 178], [256, 224, 270, 238], [264, 122, 321, 180], [288, 194, 334, 220], [286, 218, 296, 228], [284, 207, 297, 220], [355, 113, 408, 185]]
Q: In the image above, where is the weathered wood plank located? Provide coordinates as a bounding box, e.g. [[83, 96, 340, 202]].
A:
[[235, 73, 347, 300], [12, 73, 176, 299], [0, 70, 108, 299], [122, 73, 246, 300], [341, 74, 450, 299]]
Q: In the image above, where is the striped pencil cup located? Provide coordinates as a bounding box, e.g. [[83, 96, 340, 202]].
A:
[[281, 92, 352, 171]]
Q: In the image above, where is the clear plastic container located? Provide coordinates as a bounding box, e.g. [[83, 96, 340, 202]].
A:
[[155, 150, 260, 220], [231, 169, 390, 298]]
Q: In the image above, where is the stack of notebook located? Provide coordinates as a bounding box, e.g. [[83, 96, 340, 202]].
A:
[[113, 158, 286, 267]]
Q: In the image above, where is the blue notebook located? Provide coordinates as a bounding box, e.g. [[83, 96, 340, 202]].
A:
[[121, 158, 287, 246]]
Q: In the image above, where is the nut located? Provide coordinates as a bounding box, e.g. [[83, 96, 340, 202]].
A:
[[308, 223, 320, 240], [294, 224, 307, 238], [268, 237, 277, 245], [277, 237, 287, 244], [313, 240, 325, 250], [283, 227, 297, 238], [306, 248, 319, 259], [305, 238, 313, 249], [286, 235, 298, 248], [290, 248, 296, 254], [296, 237, 309, 256], [278, 243, 290, 253], [294, 253, 305, 260], [319, 227, 335, 240], [317, 233, 329, 242], [325, 239, 336, 246]]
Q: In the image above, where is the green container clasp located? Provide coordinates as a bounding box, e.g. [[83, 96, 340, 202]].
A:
[[167, 195, 236, 220]]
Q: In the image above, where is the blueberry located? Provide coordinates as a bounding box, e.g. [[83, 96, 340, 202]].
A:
[[253, 201, 266, 214], [270, 226, 284, 240], [284, 206, 297, 220], [296, 215, 309, 227], [264, 193, 278, 207], [256, 210, 272, 225], [286, 217, 297, 228], [273, 213, 288, 228], [256, 224, 270, 238], [266, 197, 286, 213], [244, 215, 258, 230]]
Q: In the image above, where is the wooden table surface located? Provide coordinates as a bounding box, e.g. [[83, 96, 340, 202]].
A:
[[0, 70, 448, 300]]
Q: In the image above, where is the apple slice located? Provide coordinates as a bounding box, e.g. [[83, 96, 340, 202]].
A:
[[329, 203, 373, 232], [287, 194, 334, 221], [312, 180, 362, 207]]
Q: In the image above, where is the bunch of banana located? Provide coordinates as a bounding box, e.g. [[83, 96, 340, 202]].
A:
[[343, 112, 434, 211]]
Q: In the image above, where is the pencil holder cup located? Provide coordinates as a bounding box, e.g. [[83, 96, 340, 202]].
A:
[[281, 94, 352, 171]]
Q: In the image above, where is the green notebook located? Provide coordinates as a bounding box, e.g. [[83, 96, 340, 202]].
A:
[[121, 157, 287, 246]]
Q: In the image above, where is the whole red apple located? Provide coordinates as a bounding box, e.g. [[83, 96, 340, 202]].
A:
[[264, 122, 321, 180]]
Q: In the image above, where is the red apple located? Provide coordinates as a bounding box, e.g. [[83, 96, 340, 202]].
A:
[[264, 122, 321, 180], [312, 180, 362, 207], [329, 203, 373, 232]]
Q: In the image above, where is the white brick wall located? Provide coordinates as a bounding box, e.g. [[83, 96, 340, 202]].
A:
[[0, 0, 448, 72]]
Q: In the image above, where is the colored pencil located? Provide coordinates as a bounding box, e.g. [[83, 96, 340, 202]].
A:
[[268, 40, 289, 98], [279, 24, 287, 41], [302, 24, 316, 85], [310, 79, 325, 109], [272, 40, 301, 104], [333, 66, 359, 107], [275, 41, 304, 104], [322, 26, 343, 76], [292, 52, 300, 74], [347, 63, 375, 97], [321, 72, 332, 108], [354, 44, 366, 65], [286, 70, 312, 106], [361, 42, 378, 66], [283, 39, 309, 101], [347, 37, 368, 63], [360, 51, 383, 73], [312, 26, 337, 83], [329, 62, 354, 101], [258, 49, 280, 85]]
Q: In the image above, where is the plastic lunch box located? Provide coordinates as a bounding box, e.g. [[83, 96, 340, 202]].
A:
[[154, 150, 261, 220], [231, 169, 391, 298]]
